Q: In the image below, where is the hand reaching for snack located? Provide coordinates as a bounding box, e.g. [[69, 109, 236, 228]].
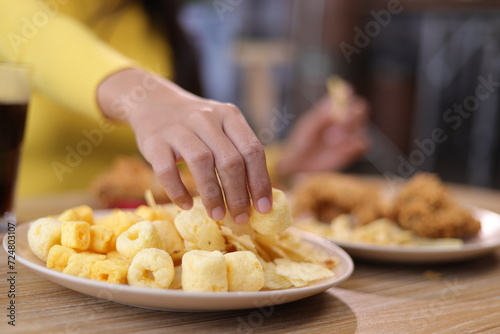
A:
[[277, 79, 370, 177], [97, 68, 273, 224]]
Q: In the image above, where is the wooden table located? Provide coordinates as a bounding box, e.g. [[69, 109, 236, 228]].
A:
[[1, 183, 500, 334]]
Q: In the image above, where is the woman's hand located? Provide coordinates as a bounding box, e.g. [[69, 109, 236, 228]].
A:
[[98, 68, 272, 223], [277, 90, 370, 177]]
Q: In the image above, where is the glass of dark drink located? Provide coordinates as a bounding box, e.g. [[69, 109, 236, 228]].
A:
[[0, 63, 31, 233]]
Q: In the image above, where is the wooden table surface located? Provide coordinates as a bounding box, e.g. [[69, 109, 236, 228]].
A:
[[1, 182, 500, 334]]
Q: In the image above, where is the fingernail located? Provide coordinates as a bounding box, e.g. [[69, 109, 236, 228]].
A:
[[211, 206, 226, 221], [179, 201, 192, 210], [256, 197, 272, 214], [234, 212, 249, 224]]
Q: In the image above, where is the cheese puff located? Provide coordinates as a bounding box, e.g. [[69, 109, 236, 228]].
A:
[[59, 205, 94, 224], [152, 220, 185, 262], [61, 221, 91, 251], [135, 205, 161, 221], [174, 199, 225, 251], [91, 259, 129, 284], [58, 209, 80, 223], [63, 252, 106, 278], [224, 251, 265, 292], [127, 248, 174, 289], [106, 250, 126, 260], [89, 225, 114, 254], [46, 245, 76, 272], [182, 250, 228, 292], [28, 218, 63, 262], [159, 203, 182, 222], [249, 188, 292, 235], [116, 221, 163, 259], [108, 257, 130, 267], [99, 210, 143, 237]]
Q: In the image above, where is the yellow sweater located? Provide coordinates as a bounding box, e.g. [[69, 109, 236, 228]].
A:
[[0, 0, 173, 196]]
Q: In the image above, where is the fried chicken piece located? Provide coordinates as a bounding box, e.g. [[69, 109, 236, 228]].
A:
[[393, 173, 481, 239], [291, 173, 385, 225], [91, 156, 197, 207]]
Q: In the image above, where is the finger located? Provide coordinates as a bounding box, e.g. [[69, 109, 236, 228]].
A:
[[344, 96, 369, 127], [189, 105, 253, 222], [282, 109, 332, 167], [138, 132, 193, 210], [221, 105, 272, 215], [171, 130, 227, 221]]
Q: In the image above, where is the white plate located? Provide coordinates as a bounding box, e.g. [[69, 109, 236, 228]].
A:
[[330, 207, 500, 263], [3, 221, 353, 312]]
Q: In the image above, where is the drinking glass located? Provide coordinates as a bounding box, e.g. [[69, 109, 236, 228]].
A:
[[0, 63, 31, 233]]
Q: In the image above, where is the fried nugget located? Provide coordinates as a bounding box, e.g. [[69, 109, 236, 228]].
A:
[[291, 173, 384, 225], [393, 173, 481, 239], [90, 156, 197, 207]]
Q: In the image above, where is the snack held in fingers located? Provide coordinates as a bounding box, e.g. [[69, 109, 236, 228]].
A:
[[249, 188, 293, 235], [326, 75, 351, 121]]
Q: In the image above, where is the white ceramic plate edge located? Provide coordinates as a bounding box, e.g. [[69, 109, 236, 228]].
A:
[[328, 207, 500, 263]]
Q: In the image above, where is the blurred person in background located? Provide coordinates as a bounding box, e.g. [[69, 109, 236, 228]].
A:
[[287, 0, 500, 189]]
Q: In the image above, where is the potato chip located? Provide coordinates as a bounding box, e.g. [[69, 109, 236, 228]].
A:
[[260, 261, 293, 290], [220, 226, 257, 253], [274, 258, 334, 285], [152, 220, 185, 262]]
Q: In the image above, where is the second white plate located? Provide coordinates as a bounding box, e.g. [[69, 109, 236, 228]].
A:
[[330, 207, 500, 263]]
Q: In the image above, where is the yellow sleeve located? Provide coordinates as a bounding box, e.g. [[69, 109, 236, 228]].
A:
[[0, 0, 136, 119]]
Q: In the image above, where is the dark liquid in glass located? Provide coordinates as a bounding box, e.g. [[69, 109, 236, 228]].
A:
[[0, 102, 28, 214]]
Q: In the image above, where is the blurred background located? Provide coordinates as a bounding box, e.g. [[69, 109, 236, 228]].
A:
[[179, 0, 500, 189]]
